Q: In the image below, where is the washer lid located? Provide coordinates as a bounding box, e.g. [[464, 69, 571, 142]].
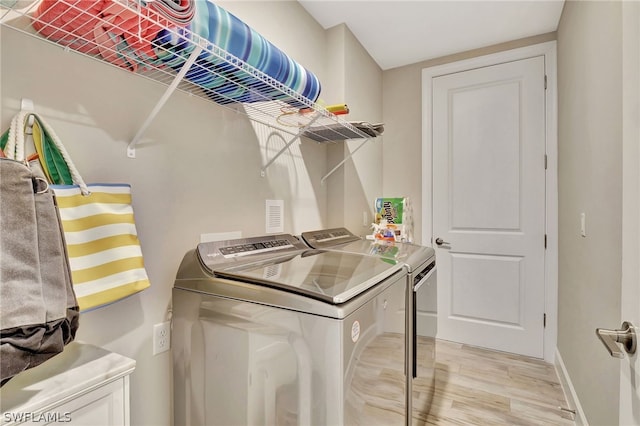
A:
[[214, 250, 404, 304]]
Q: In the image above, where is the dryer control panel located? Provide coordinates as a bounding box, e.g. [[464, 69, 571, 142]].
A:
[[301, 227, 361, 249]]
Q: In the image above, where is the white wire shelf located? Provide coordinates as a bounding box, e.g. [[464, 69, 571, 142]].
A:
[[1, 0, 378, 181]]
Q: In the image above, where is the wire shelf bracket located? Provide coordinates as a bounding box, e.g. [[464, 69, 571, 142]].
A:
[[260, 111, 322, 177], [321, 137, 372, 184], [127, 43, 205, 158]]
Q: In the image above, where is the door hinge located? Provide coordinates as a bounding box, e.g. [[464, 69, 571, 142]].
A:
[[544, 75, 548, 90], [544, 313, 547, 328], [544, 234, 547, 249], [544, 154, 548, 170]]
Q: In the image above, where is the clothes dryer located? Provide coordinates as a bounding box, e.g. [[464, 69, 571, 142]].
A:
[[300, 228, 437, 423]]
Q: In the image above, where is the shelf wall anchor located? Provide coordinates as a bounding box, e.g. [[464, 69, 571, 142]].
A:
[[127, 44, 205, 158], [20, 98, 35, 132]]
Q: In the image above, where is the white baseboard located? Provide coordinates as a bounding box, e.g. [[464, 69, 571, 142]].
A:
[[555, 348, 589, 425]]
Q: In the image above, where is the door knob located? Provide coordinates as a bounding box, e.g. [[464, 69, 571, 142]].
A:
[[435, 237, 450, 246], [596, 321, 636, 358]]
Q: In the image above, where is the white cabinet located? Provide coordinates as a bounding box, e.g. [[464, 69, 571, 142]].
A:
[[0, 343, 135, 426]]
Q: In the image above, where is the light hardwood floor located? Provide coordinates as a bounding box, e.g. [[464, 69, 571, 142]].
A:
[[417, 339, 576, 425], [348, 333, 575, 425]]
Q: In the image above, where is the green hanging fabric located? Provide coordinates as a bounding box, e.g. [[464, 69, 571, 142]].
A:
[[32, 119, 73, 185], [0, 129, 9, 152], [0, 114, 73, 185]]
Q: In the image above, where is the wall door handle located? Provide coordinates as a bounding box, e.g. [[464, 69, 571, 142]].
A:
[[596, 321, 636, 358], [435, 237, 450, 247]]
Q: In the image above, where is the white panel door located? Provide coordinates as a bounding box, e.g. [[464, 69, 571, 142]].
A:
[[432, 56, 546, 357]]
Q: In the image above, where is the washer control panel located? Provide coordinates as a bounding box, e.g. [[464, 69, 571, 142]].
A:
[[218, 239, 294, 258], [197, 234, 307, 271]]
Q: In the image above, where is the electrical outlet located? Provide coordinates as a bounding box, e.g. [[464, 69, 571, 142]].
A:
[[153, 321, 171, 355]]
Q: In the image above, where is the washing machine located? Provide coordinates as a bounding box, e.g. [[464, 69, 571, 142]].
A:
[[300, 228, 437, 423], [173, 233, 410, 426]]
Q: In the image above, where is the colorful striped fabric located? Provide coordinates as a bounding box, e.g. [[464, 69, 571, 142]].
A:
[[32, 0, 108, 56], [94, 1, 167, 71], [32, 0, 195, 72], [153, 0, 321, 106], [142, 0, 194, 25], [52, 183, 150, 311], [31, 0, 321, 105]]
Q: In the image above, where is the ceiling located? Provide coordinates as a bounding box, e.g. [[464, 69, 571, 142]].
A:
[[298, 1, 565, 70]]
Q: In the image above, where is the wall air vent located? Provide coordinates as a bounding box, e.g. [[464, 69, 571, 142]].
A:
[[266, 200, 284, 234]]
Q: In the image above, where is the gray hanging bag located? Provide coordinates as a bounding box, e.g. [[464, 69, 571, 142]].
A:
[[0, 111, 79, 386]]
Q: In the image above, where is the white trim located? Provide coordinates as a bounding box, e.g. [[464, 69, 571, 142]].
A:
[[555, 348, 589, 426], [421, 41, 558, 362], [619, 1, 640, 423]]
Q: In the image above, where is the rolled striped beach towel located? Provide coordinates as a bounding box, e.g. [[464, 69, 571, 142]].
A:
[[153, 0, 321, 106]]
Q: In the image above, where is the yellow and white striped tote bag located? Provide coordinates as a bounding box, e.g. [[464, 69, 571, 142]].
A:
[[10, 110, 150, 312], [53, 183, 150, 311]]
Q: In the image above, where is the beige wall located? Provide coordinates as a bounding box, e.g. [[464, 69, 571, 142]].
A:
[[382, 33, 555, 244], [0, 2, 380, 424], [557, 1, 623, 424], [325, 24, 383, 234]]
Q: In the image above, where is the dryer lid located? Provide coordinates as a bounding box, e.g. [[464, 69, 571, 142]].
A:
[[214, 250, 404, 304], [301, 227, 435, 272]]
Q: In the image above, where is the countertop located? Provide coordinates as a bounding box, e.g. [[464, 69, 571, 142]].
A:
[[1, 342, 136, 418]]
